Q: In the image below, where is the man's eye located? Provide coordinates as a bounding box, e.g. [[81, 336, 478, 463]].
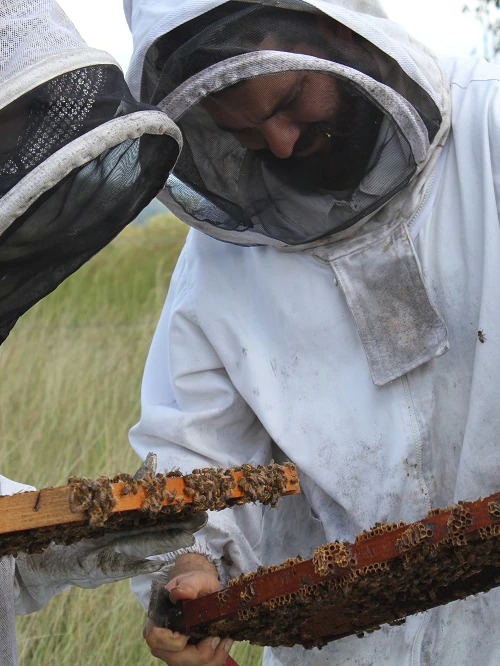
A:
[[281, 94, 298, 112], [280, 85, 303, 113]]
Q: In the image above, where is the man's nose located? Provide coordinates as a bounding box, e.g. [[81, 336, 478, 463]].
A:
[[262, 117, 302, 159]]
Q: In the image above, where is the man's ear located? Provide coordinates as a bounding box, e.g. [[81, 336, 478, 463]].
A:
[[317, 16, 354, 44]]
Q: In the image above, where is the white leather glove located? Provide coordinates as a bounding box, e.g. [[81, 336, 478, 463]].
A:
[[14, 514, 207, 614], [14, 454, 207, 613]]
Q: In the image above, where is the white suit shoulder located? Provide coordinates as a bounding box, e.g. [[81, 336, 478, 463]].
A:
[[437, 56, 500, 222], [443, 56, 500, 88]]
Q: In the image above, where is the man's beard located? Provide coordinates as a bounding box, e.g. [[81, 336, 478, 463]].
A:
[[257, 85, 384, 195]]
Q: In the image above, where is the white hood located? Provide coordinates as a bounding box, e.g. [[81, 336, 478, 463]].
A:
[[124, 0, 450, 246], [125, 0, 444, 115], [124, 0, 452, 386]]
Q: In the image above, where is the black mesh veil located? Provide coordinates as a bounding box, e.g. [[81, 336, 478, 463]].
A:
[[142, 2, 440, 139], [0, 65, 165, 196], [140, 1, 442, 247], [0, 63, 180, 344]]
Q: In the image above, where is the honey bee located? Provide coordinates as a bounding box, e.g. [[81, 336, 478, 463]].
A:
[[121, 476, 138, 496], [166, 469, 183, 478], [478, 330, 486, 343], [166, 488, 177, 503], [151, 497, 164, 514]]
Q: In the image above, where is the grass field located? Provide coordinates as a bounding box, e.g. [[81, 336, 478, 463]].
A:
[[0, 215, 263, 665]]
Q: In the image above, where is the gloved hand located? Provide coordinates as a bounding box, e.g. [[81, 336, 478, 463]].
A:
[[16, 512, 207, 587], [14, 454, 208, 613]]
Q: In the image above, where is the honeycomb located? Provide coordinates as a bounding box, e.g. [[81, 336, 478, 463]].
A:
[[395, 522, 434, 553], [446, 503, 474, 546], [237, 606, 259, 621], [161, 492, 500, 649], [313, 541, 357, 575], [217, 590, 230, 606], [355, 521, 406, 542], [240, 583, 257, 605], [228, 555, 305, 587], [488, 499, 500, 520]]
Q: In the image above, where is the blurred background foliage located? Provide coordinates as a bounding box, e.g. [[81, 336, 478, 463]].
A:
[[464, 0, 500, 61]]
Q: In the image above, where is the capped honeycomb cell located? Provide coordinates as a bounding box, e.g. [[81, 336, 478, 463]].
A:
[[395, 522, 434, 553]]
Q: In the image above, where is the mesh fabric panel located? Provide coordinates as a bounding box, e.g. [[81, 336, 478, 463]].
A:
[[142, 1, 441, 141], [0, 0, 182, 343], [0, 133, 176, 344], [0, 65, 155, 197], [0, 61, 180, 343], [141, 1, 441, 246], [166, 70, 415, 245], [0, 0, 85, 83]]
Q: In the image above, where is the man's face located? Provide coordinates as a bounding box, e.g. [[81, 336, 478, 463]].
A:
[[202, 31, 383, 192], [204, 71, 344, 160], [204, 71, 382, 192]]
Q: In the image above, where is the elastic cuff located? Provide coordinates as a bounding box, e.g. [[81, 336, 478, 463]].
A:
[[164, 544, 228, 587]]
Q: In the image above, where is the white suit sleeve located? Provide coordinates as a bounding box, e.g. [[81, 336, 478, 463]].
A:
[[0, 475, 69, 614], [129, 237, 273, 607]]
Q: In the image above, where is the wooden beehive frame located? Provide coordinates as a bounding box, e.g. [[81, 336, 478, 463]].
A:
[[157, 491, 500, 649], [0, 463, 300, 556]]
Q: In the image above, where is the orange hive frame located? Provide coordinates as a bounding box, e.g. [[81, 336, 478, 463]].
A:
[[0, 463, 300, 556]]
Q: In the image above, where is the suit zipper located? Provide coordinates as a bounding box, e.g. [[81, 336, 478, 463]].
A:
[[401, 373, 432, 666]]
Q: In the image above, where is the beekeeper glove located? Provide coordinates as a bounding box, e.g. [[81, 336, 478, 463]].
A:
[[14, 453, 207, 613], [14, 513, 207, 614]]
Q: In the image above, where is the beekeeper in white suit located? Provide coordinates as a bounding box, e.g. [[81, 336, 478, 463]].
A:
[[0, 2, 207, 665], [125, 0, 500, 664]]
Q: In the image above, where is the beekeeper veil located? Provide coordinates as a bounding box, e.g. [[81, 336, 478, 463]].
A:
[[126, 0, 452, 386], [127, 0, 445, 248], [0, 0, 182, 345]]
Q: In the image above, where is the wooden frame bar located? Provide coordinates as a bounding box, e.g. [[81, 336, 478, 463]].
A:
[[0, 464, 299, 537], [158, 490, 500, 649]]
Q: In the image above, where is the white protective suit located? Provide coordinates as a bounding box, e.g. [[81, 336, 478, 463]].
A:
[[126, 1, 500, 664], [0, 476, 36, 666]]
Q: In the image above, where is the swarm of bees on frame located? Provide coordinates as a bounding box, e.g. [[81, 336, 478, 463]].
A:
[[70, 462, 293, 525], [0, 463, 297, 557], [68, 475, 117, 528], [166, 496, 500, 650]]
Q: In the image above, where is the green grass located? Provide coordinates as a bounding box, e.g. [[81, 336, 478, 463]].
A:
[[0, 214, 263, 666]]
